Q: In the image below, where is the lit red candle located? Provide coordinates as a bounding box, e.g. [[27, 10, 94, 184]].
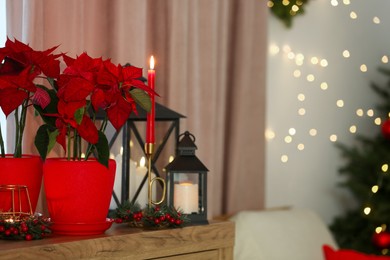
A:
[[146, 56, 155, 144]]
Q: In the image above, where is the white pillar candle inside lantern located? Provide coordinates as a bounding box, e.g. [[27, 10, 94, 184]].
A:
[[174, 182, 199, 214], [135, 156, 156, 206], [110, 147, 137, 209]]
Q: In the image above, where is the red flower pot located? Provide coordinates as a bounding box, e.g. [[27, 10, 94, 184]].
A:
[[43, 158, 116, 235], [0, 155, 43, 214]]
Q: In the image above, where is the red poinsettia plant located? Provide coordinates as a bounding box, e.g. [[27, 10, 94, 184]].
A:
[[0, 38, 153, 166], [0, 38, 60, 158]]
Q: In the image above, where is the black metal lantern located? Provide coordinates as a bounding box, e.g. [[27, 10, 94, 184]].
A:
[[165, 131, 209, 225], [96, 102, 185, 209]]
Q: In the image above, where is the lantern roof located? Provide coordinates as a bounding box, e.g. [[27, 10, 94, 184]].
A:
[[95, 103, 185, 121], [165, 155, 208, 172], [177, 131, 197, 155]]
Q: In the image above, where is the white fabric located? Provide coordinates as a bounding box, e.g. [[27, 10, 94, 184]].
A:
[[230, 208, 338, 260]]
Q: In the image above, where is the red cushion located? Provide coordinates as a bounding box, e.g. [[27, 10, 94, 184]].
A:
[[323, 245, 390, 260]]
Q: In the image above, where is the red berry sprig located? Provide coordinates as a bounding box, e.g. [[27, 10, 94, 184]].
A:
[[110, 201, 144, 227], [142, 205, 188, 229], [0, 215, 51, 241], [111, 202, 189, 229]]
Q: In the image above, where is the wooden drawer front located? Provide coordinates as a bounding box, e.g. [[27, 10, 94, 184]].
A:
[[153, 250, 219, 260]]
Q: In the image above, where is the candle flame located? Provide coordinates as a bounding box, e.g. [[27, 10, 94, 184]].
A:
[[149, 56, 155, 70], [140, 156, 146, 167]]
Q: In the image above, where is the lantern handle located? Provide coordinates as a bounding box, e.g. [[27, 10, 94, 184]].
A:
[[178, 131, 195, 142]]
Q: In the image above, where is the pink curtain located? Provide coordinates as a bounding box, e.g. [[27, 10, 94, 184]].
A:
[[6, 0, 267, 217]]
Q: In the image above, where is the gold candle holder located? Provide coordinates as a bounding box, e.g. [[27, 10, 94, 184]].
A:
[[144, 143, 166, 207], [0, 184, 33, 221]]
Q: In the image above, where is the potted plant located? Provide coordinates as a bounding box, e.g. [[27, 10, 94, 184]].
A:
[[33, 49, 153, 235], [0, 38, 60, 214], [1, 38, 154, 235]]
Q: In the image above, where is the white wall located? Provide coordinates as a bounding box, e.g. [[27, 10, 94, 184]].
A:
[[266, 0, 390, 223]]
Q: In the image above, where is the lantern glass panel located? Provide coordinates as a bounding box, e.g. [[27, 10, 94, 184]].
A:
[[173, 172, 200, 214]]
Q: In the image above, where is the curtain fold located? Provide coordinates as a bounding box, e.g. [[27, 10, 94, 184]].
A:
[[222, 0, 267, 213], [6, 0, 266, 217]]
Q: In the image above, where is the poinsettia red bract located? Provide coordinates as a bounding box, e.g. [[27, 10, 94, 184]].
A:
[[1, 38, 155, 166], [0, 38, 62, 158]]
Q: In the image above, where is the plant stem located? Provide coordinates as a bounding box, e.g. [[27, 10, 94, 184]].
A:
[[14, 107, 20, 158], [67, 125, 71, 161], [17, 99, 28, 157], [84, 140, 94, 160], [0, 122, 5, 157], [13, 98, 29, 158], [73, 130, 77, 160], [74, 132, 81, 160], [100, 118, 108, 132], [84, 116, 108, 160], [14, 107, 19, 155]]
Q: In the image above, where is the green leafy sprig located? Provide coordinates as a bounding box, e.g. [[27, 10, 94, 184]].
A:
[[268, 0, 310, 28], [0, 214, 51, 241], [111, 201, 189, 229]]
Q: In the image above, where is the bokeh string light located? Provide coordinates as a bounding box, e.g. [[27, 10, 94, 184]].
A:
[[267, 1, 390, 252], [363, 163, 389, 254], [266, 0, 388, 165]]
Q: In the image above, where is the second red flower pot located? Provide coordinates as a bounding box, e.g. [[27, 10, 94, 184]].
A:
[[43, 158, 116, 235]]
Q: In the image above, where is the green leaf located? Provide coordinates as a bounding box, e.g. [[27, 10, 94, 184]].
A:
[[95, 131, 109, 168], [48, 129, 59, 154], [34, 125, 58, 160], [74, 107, 85, 125], [130, 88, 151, 112]]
